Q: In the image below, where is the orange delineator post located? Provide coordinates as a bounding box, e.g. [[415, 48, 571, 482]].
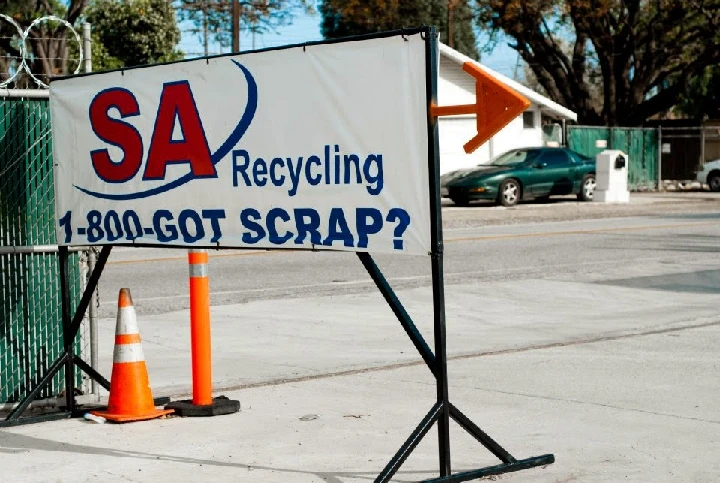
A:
[[188, 249, 212, 406], [163, 250, 238, 416]]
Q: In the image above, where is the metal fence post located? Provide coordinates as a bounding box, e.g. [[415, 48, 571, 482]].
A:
[[657, 126, 663, 191], [83, 23, 92, 74], [700, 124, 706, 171]]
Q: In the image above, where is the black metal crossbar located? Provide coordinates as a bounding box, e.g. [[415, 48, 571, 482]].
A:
[[422, 455, 556, 483], [0, 245, 114, 426]]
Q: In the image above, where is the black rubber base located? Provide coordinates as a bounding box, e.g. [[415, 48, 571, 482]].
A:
[[165, 395, 240, 417]]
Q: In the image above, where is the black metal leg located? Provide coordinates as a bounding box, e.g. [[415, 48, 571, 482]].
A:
[[360, 250, 554, 482], [68, 245, 111, 339], [58, 246, 75, 414], [3, 245, 112, 425], [357, 252, 436, 374], [375, 402, 442, 483], [449, 404, 515, 464], [3, 353, 68, 422], [421, 455, 556, 483], [74, 355, 110, 391], [423, 26, 452, 477], [431, 251, 451, 477], [368, 29, 554, 480]]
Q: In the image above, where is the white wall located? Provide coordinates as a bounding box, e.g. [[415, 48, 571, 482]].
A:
[[491, 109, 544, 155], [438, 117, 490, 173], [437, 108, 545, 174], [438, 56, 474, 105]]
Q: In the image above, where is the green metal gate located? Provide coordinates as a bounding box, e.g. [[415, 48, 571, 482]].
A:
[[568, 126, 659, 190], [0, 93, 86, 407]]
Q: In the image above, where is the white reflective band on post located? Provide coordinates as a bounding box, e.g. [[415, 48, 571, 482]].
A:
[[188, 249, 208, 277], [113, 343, 146, 363], [116, 307, 139, 335], [189, 264, 208, 277]]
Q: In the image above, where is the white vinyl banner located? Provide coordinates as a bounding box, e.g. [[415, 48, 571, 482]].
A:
[[51, 32, 432, 255]]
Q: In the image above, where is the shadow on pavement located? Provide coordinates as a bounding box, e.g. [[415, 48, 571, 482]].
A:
[[596, 269, 720, 294], [592, 232, 720, 255], [0, 428, 447, 483], [441, 196, 581, 208]]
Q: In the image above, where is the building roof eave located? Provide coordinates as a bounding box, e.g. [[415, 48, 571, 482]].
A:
[[439, 43, 578, 122]]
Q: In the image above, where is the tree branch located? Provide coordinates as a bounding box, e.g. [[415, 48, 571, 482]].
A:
[[67, 0, 90, 24], [0, 37, 21, 59]]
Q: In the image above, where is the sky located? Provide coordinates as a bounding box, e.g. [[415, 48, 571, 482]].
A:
[[177, 8, 522, 80]]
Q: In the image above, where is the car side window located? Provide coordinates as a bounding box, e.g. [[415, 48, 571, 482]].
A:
[[568, 151, 592, 164], [540, 151, 572, 167]]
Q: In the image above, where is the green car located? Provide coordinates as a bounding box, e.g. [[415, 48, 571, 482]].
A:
[[441, 147, 596, 207]]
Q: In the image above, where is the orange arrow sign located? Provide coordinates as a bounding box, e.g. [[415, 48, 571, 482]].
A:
[[431, 61, 531, 154]]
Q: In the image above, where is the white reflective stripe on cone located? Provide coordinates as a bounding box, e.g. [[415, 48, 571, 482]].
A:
[[116, 306, 140, 335], [113, 343, 146, 363]]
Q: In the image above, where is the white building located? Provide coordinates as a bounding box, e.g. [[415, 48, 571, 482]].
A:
[[438, 43, 578, 174]]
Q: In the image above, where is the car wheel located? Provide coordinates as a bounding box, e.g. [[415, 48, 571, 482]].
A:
[[708, 172, 720, 192], [451, 196, 470, 207], [578, 174, 596, 201], [498, 179, 520, 207]]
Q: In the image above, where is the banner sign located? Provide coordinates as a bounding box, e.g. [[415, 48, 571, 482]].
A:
[[51, 32, 432, 256]]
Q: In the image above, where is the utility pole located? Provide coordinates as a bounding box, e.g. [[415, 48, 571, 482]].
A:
[[182, 1, 244, 53], [203, 4, 209, 56], [446, 0, 454, 49], [232, 0, 240, 52]]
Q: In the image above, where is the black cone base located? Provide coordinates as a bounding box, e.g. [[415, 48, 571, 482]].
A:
[[165, 395, 240, 417]]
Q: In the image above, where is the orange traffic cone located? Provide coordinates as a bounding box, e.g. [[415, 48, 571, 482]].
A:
[[91, 288, 174, 422]]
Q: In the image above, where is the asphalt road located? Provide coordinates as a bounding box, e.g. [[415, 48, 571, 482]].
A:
[[96, 196, 720, 318]]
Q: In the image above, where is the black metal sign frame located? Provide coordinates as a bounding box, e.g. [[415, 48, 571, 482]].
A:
[[1, 26, 554, 482]]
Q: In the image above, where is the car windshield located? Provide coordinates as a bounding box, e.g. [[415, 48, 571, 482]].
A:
[[487, 149, 541, 166]]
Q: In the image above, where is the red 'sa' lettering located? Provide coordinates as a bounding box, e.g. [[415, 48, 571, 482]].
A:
[[144, 81, 215, 180], [89, 88, 143, 183]]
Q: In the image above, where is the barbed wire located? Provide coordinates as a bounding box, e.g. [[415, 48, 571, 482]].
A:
[[0, 14, 84, 89], [0, 57, 82, 62], [0, 36, 81, 41]]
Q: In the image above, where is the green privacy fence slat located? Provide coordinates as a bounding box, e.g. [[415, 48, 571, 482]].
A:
[[0, 96, 84, 405], [568, 126, 659, 190]]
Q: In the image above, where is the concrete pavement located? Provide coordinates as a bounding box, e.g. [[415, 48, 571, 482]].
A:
[[1, 313, 718, 482], [3, 267, 720, 481], [100, 272, 720, 397], [2, 193, 720, 482]]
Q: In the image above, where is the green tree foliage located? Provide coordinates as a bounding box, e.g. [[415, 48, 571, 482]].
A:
[[320, 0, 478, 60], [475, 0, 720, 126], [676, 65, 720, 120], [177, 1, 310, 53], [86, 0, 183, 70]]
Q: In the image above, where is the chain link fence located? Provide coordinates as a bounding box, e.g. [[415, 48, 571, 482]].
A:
[[0, 92, 93, 411], [657, 125, 720, 183], [567, 126, 659, 191]]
